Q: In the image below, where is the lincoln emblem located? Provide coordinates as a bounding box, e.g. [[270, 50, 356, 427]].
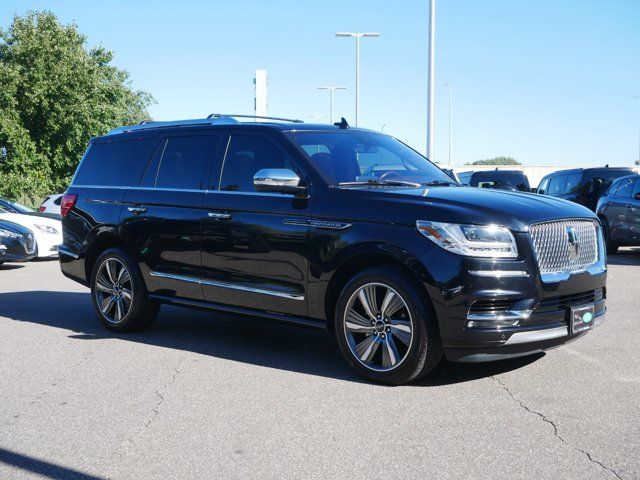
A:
[[566, 226, 579, 260]]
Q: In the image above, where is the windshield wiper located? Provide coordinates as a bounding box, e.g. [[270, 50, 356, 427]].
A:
[[338, 179, 422, 188], [422, 180, 460, 187]]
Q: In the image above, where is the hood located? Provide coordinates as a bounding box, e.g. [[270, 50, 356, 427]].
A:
[[338, 186, 597, 231], [0, 219, 32, 236], [0, 212, 62, 232]]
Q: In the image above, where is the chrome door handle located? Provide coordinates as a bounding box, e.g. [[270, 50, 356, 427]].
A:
[[127, 206, 147, 214], [208, 212, 232, 219]]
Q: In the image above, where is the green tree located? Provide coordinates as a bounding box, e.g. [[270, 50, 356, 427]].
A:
[[468, 156, 521, 166], [0, 11, 154, 204]]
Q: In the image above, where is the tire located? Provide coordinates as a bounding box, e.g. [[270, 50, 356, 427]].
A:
[[90, 247, 159, 332], [602, 220, 619, 255], [334, 266, 443, 385]]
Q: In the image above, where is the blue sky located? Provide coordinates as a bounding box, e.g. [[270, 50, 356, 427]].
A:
[[2, 0, 639, 166]]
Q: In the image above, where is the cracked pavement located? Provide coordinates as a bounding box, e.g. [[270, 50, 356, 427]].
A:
[[1, 251, 639, 479]]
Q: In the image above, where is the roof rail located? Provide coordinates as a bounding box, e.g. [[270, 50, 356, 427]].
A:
[[207, 113, 304, 123]]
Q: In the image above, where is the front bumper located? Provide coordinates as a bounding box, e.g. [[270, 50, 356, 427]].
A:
[[420, 231, 607, 363], [0, 235, 36, 263]]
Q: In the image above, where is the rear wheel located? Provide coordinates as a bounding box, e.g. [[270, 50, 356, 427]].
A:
[[602, 220, 619, 255], [334, 266, 443, 385], [90, 248, 159, 332]]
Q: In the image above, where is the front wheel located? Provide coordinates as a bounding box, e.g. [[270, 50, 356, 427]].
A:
[[335, 266, 443, 385], [602, 220, 619, 255], [90, 247, 159, 332]]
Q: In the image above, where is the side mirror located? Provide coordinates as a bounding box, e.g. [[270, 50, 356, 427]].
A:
[[634, 192, 640, 201], [253, 168, 306, 194]]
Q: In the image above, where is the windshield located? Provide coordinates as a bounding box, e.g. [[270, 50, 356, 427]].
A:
[[0, 199, 34, 214], [288, 131, 455, 186]]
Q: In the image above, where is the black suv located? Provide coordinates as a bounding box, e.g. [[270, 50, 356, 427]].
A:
[[537, 166, 635, 211], [596, 174, 640, 254], [59, 115, 607, 384], [466, 169, 531, 192]]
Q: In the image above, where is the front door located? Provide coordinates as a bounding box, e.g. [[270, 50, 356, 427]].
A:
[[201, 132, 312, 316], [121, 131, 220, 300]]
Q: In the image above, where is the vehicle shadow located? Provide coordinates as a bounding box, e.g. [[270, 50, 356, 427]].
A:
[[0, 264, 25, 271], [0, 290, 543, 386], [0, 446, 105, 480], [608, 247, 640, 266]]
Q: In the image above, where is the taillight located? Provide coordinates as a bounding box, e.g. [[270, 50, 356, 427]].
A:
[[39, 206, 46, 212], [60, 194, 77, 218]]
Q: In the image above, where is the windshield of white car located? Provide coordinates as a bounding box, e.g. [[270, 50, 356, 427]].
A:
[[288, 131, 456, 187]]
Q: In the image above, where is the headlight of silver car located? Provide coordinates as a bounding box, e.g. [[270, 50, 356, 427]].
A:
[[33, 224, 58, 234], [416, 221, 518, 258]]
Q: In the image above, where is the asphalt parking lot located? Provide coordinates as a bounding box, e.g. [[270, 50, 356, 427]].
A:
[[1, 252, 639, 480]]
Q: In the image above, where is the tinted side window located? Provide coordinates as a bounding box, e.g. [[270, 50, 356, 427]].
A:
[[219, 135, 296, 192], [547, 176, 566, 195], [563, 174, 582, 194], [537, 178, 549, 194], [141, 135, 215, 190], [74, 139, 154, 186], [614, 177, 635, 197]]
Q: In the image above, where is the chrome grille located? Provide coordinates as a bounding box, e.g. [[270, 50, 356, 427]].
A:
[[530, 220, 599, 275]]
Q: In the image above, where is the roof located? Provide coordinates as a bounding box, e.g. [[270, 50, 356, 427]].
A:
[[104, 114, 363, 137]]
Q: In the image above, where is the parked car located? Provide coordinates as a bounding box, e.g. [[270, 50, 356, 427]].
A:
[[0, 205, 62, 258], [0, 219, 36, 265], [537, 166, 635, 211], [596, 174, 640, 254], [0, 196, 60, 220], [39, 194, 64, 216], [59, 115, 607, 384], [468, 169, 531, 192]]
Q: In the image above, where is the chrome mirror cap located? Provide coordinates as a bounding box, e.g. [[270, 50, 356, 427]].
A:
[[253, 169, 305, 194]]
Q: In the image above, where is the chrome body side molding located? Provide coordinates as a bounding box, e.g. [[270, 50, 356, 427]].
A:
[[149, 271, 304, 301]]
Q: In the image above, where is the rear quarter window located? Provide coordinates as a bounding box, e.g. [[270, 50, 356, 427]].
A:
[[73, 138, 155, 187]]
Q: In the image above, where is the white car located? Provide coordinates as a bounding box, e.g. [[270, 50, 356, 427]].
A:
[[39, 194, 64, 216], [0, 207, 62, 258]]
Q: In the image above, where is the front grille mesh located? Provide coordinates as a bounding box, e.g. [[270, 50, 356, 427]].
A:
[[530, 220, 599, 275]]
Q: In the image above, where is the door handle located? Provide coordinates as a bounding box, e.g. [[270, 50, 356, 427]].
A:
[[127, 206, 147, 215], [208, 212, 232, 220]]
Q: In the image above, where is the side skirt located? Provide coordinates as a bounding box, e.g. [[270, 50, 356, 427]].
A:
[[148, 294, 329, 331]]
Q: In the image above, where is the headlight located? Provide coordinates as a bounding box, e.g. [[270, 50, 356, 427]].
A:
[[416, 221, 518, 258], [34, 224, 58, 234], [0, 228, 19, 239]]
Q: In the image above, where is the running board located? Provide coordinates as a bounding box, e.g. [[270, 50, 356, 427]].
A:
[[148, 294, 328, 331]]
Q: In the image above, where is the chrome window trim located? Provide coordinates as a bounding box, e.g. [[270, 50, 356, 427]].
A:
[[469, 270, 529, 278], [149, 271, 304, 301]]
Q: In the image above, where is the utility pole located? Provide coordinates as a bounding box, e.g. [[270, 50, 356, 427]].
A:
[[317, 86, 346, 124], [443, 83, 453, 166], [335, 32, 380, 126], [426, 0, 436, 160]]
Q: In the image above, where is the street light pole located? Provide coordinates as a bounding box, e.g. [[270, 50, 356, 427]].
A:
[[443, 83, 453, 166], [634, 96, 640, 165], [335, 32, 380, 126], [427, 0, 436, 160], [317, 86, 346, 123]]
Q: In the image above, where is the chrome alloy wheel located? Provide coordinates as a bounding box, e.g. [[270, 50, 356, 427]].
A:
[[94, 258, 133, 324], [343, 282, 415, 372]]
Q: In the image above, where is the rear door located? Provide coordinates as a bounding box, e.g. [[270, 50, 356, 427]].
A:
[[627, 179, 640, 240], [120, 131, 220, 300], [200, 131, 312, 316], [605, 177, 635, 241]]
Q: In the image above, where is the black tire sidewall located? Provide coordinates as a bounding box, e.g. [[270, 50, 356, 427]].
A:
[[334, 266, 441, 385]]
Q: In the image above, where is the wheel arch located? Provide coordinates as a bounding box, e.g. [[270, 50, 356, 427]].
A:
[[321, 243, 434, 332], [83, 227, 138, 282]]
